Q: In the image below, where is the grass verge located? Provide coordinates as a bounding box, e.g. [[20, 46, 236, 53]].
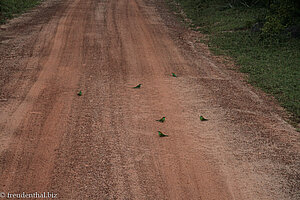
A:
[[0, 0, 42, 24], [168, 0, 300, 126]]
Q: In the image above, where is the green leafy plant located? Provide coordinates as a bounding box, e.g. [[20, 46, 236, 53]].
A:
[[171, 0, 300, 125], [0, 0, 42, 24]]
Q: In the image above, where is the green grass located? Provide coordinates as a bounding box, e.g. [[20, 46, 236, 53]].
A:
[[169, 0, 300, 125], [0, 0, 42, 24]]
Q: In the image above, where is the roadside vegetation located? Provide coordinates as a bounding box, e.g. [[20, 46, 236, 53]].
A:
[[0, 0, 42, 24], [169, 0, 300, 126]]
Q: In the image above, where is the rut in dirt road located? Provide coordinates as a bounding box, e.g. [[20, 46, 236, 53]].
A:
[[0, 0, 299, 199]]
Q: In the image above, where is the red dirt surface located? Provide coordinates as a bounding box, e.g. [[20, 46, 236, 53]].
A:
[[0, 0, 299, 199]]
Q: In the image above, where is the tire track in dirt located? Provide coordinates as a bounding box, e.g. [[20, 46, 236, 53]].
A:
[[0, 0, 87, 193]]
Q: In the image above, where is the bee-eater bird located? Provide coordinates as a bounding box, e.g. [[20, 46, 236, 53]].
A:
[[158, 131, 168, 137], [133, 84, 142, 89], [200, 115, 208, 121], [156, 117, 166, 123]]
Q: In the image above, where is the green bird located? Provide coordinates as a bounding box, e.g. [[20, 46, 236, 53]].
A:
[[158, 131, 168, 137], [133, 84, 142, 89], [172, 73, 177, 77], [200, 115, 208, 121], [77, 90, 82, 96], [156, 117, 166, 123]]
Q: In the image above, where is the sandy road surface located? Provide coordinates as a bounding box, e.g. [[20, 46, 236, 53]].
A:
[[0, 0, 299, 199]]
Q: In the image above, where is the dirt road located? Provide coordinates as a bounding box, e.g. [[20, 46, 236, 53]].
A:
[[0, 0, 299, 199]]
